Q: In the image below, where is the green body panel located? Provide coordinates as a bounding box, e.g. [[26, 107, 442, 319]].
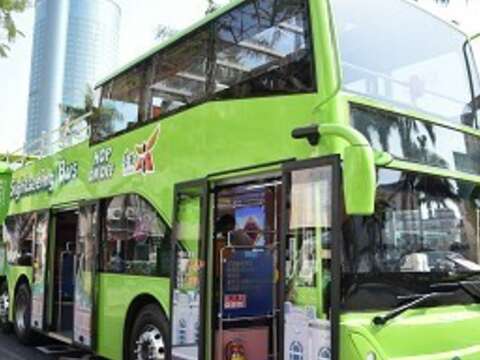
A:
[[9, 94, 320, 218], [341, 306, 480, 360], [96, 274, 170, 360]]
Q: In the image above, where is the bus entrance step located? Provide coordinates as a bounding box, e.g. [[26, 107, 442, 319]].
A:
[[36, 344, 77, 355]]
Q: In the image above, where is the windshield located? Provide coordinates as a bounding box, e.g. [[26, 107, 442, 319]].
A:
[[342, 169, 480, 309], [344, 169, 480, 274], [331, 0, 474, 126]]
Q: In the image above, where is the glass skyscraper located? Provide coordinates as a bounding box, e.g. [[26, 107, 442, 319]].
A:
[[26, 0, 121, 148]]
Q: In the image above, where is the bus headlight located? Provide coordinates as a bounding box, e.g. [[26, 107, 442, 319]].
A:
[[366, 352, 377, 360]]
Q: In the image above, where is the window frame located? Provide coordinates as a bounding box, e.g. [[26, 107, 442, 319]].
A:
[[99, 193, 172, 277], [92, 0, 317, 145]]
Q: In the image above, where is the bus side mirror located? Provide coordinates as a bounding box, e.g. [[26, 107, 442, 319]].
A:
[[292, 124, 377, 215], [0, 162, 12, 225], [343, 145, 375, 215]]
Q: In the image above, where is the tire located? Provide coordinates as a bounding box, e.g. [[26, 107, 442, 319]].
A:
[[0, 281, 12, 333], [127, 304, 170, 360], [13, 283, 36, 345]]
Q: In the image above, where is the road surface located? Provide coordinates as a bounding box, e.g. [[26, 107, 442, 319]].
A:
[[0, 332, 94, 360]]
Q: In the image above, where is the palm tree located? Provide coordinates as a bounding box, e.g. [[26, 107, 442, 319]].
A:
[[60, 86, 118, 144], [155, 25, 176, 42], [206, 0, 219, 14]]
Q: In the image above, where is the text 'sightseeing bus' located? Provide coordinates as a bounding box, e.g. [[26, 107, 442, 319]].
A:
[[1, 0, 480, 359]]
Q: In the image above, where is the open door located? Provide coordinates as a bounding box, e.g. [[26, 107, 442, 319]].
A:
[[170, 180, 209, 360], [73, 202, 99, 348], [31, 211, 50, 330], [281, 156, 341, 360]]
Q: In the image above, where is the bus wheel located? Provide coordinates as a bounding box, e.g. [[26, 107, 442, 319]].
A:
[[0, 281, 12, 333], [13, 283, 35, 345], [128, 304, 169, 360]]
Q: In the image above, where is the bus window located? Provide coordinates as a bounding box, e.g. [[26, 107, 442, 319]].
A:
[[351, 105, 480, 176], [95, 0, 314, 142], [284, 165, 334, 359], [102, 194, 170, 277], [332, 0, 473, 125], [97, 64, 147, 139], [214, 0, 313, 99], [146, 30, 209, 119], [3, 213, 35, 266]]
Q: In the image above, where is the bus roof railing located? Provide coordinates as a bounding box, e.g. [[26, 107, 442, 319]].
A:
[[3, 112, 92, 168]]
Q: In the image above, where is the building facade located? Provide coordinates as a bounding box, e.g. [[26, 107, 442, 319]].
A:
[[26, 0, 121, 149]]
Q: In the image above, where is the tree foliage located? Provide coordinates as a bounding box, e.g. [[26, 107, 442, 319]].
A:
[[206, 0, 219, 14], [0, 0, 29, 57], [155, 24, 176, 41]]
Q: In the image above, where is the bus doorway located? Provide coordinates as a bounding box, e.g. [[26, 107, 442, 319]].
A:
[[51, 210, 78, 339], [49, 203, 98, 349], [212, 177, 282, 360]]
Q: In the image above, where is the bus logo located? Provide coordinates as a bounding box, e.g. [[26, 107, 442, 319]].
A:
[[123, 126, 160, 176]]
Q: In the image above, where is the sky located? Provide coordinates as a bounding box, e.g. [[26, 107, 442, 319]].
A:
[[0, 0, 478, 153], [0, 0, 228, 153]]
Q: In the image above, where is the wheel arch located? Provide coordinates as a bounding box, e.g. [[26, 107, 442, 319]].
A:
[[14, 275, 30, 292], [122, 293, 169, 360]]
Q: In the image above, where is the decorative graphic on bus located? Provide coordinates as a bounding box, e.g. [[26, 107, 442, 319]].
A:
[[284, 302, 331, 360], [89, 147, 114, 183], [172, 290, 200, 346], [123, 126, 160, 176], [234, 206, 265, 246], [222, 248, 273, 318], [31, 212, 49, 330], [216, 327, 269, 360], [11, 159, 78, 201], [73, 204, 98, 347], [225, 340, 247, 360]]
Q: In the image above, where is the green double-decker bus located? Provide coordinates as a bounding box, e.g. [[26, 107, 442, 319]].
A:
[[1, 0, 480, 359]]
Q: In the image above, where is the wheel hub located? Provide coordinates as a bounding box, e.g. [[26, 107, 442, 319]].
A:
[[134, 324, 165, 360]]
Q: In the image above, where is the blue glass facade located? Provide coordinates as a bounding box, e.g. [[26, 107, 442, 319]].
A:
[[26, 0, 120, 148]]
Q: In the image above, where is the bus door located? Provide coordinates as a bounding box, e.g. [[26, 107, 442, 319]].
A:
[[170, 180, 209, 360], [212, 176, 282, 360], [31, 211, 50, 331], [73, 202, 99, 349], [281, 156, 341, 360]]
